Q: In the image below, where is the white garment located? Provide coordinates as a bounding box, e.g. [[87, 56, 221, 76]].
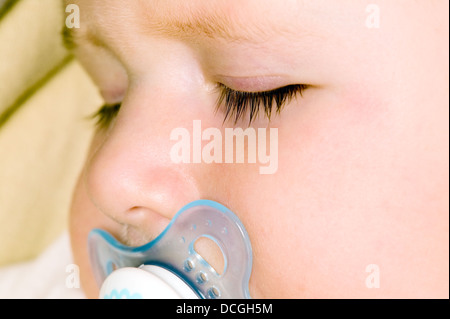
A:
[[0, 232, 86, 299]]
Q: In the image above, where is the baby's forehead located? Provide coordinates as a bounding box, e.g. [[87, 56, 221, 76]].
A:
[[74, 0, 311, 45]]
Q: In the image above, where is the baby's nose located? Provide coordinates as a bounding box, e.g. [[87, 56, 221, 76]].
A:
[[84, 127, 200, 243]]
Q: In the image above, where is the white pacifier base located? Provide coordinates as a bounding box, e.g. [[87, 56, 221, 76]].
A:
[[99, 265, 198, 299]]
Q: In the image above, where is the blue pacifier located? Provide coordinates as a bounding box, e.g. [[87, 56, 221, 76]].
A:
[[88, 200, 252, 299]]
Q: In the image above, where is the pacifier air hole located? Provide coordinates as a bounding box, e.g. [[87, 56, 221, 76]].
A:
[[192, 236, 226, 276]]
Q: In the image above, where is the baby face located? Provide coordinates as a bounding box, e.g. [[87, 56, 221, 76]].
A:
[[67, 0, 449, 298]]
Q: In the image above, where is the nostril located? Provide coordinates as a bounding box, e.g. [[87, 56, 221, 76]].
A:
[[126, 206, 150, 220], [125, 206, 171, 225], [117, 206, 172, 247]]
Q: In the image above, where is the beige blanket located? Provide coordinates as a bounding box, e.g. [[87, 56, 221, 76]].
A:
[[0, 0, 99, 287]]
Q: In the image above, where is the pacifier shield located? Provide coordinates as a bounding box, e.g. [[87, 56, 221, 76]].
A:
[[88, 200, 252, 299]]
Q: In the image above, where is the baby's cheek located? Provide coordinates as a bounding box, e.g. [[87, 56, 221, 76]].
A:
[[279, 84, 392, 200], [259, 87, 396, 297]]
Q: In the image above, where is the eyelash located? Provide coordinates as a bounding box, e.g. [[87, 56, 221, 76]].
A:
[[93, 84, 306, 128], [92, 103, 121, 129], [216, 83, 306, 124]]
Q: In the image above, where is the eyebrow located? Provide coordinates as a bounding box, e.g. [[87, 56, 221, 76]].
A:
[[145, 11, 265, 42], [62, 4, 290, 51]]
